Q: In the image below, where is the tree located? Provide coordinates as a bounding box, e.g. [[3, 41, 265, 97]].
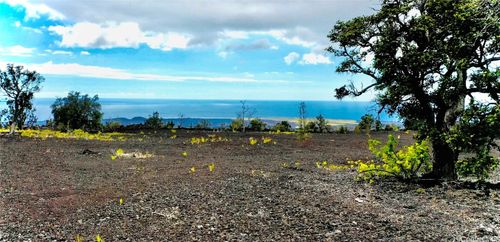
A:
[[315, 114, 329, 133], [51, 92, 103, 131], [237, 100, 256, 132], [358, 114, 375, 132], [249, 118, 266, 131], [298, 102, 307, 131], [0, 64, 44, 134], [273, 121, 292, 132], [144, 111, 163, 129], [328, 0, 499, 179]]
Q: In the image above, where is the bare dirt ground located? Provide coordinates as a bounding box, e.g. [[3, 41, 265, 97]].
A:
[[0, 130, 499, 241]]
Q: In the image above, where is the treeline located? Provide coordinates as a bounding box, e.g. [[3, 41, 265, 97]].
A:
[[0, 63, 397, 134]]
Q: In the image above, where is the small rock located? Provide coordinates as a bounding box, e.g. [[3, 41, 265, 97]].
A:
[[355, 198, 364, 203]]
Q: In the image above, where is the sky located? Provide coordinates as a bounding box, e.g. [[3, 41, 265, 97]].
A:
[[0, 0, 380, 101]]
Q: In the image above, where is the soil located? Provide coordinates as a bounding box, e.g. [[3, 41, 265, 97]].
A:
[[0, 130, 499, 241]]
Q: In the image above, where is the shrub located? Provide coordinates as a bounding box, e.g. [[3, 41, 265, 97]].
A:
[[315, 114, 329, 133], [51, 92, 103, 131], [273, 121, 292, 132], [374, 120, 382, 131], [305, 121, 316, 132], [230, 118, 244, 131], [336, 126, 349, 134], [144, 111, 163, 129], [103, 121, 121, 132], [249, 118, 266, 131], [354, 134, 431, 182], [195, 119, 210, 129], [358, 114, 374, 131], [165, 121, 175, 129]]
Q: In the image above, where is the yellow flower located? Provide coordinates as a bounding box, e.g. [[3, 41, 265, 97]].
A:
[[190, 166, 196, 174], [208, 163, 215, 172], [96, 234, 104, 242], [115, 148, 124, 156], [181, 151, 188, 157], [75, 234, 84, 242], [111, 155, 117, 160], [119, 197, 124, 205], [249, 137, 258, 145]]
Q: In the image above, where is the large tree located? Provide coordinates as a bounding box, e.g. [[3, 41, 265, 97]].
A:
[[328, 0, 499, 179], [0, 64, 44, 133], [51, 91, 103, 131]]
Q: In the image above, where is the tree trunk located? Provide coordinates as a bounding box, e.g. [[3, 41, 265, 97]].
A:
[[431, 140, 458, 180]]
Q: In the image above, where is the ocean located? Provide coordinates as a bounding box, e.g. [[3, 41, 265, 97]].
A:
[[27, 98, 398, 127]]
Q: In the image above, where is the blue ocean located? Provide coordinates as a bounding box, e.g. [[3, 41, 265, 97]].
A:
[[29, 98, 398, 127]]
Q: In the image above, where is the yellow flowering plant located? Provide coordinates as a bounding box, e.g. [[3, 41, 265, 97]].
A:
[[355, 134, 431, 182]]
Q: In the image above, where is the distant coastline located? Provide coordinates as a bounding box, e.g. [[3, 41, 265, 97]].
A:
[[30, 98, 399, 125]]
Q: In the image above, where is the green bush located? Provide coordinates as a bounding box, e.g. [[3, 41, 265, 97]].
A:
[[230, 118, 244, 131], [273, 121, 292, 132], [249, 118, 266, 131], [144, 111, 163, 129], [353, 134, 432, 182], [51, 91, 103, 131], [103, 121, 121, 132], [358, 114, 374, 131], [447, 103, 500, 180], [336, 126, 349, 134], [315, 114, 329, 133]]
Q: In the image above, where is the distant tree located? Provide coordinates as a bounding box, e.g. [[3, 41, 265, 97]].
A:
[[273, 121, 292, 132], [305, 121, 317, 132], [144, 111, 163, 129], [249, 118, 266, 131], [374, 119, 383, 132], [328, 0, 500, 179], [51, 92, 103, 131], [297, 102, 307, 132], [0, 64, 44, 134], [336, 126, 349, 134], [315, 114, 329, 133], [357, 114, 375, 132], [237, 100, 256, 132]]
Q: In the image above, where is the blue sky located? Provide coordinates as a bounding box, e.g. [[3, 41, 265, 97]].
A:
[[0, 0, 378, 101]]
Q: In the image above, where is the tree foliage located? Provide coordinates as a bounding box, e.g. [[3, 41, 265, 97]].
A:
[[328, 0, 500, 179], [144, 111, 163, 130], [249, 118, 266, 131], [0, 64, 44, 133], [51, 92, 103, 131]]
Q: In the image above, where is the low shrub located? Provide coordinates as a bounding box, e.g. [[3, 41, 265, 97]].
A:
[[353, 134, 431, 182]]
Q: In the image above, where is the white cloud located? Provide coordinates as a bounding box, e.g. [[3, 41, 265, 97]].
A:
[[299, 53, 332, 65], [284, 52, 300, 65], [14, 21, 21, 27], [48, 22, 191, 51], [1, 0, 64, 20], [35, 0, 376, 48], [1, 61, 293, 84], [45, 49, 72, 55], [80, 51, 90, 56], [217, 51, 229, 59], [0, 45, 35, 56]]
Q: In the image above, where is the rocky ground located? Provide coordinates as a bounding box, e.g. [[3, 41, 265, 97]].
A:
[[0, 130, 499, 241]]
